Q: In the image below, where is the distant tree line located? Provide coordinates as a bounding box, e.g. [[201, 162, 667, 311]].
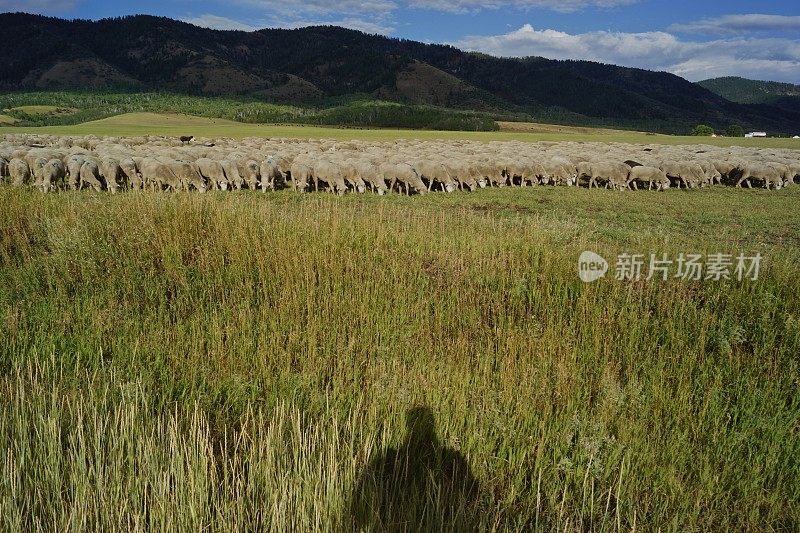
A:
[[0, 91, 498, 131]]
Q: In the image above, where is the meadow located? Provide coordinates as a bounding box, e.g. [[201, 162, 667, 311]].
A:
[[1, 182, 799, 531], [4, 111, 800, 151]]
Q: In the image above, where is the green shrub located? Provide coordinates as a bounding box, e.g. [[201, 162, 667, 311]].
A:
[[691, 124, 715, 136], [726, 124, 744, 137]]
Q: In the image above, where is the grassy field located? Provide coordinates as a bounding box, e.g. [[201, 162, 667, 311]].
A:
[[1, 184, 798, 531], [3, 112, 800, 148]]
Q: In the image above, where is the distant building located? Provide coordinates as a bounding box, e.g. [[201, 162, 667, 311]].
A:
[[746, 132, 767, 138], [794, 135, 800, 139]]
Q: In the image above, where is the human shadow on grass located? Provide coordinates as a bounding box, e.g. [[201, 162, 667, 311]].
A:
[[347, 406, 482, 532]]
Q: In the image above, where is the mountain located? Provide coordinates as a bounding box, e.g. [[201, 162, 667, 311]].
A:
[[2, 12, 799, 134], [698, 77, 800, 117], [698, 77, 800, 104]]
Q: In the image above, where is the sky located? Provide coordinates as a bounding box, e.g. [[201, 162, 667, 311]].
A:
[[3, 0, 799, 83]]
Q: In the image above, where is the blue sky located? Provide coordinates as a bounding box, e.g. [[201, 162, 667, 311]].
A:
[[4, 0, 799, 82]]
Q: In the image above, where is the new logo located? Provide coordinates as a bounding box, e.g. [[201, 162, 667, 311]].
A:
[[578, 251, 608, 283]]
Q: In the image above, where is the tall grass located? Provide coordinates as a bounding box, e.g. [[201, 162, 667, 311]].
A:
[[1, 188, 798, 530]]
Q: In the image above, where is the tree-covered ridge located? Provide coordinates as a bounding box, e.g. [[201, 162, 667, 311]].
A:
[[1, 13, 799, 134], [698, 77, 800, 118], [698, 77, 800, 104]]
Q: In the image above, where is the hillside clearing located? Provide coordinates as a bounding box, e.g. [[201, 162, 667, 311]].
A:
[[5, 105, 77, 115]]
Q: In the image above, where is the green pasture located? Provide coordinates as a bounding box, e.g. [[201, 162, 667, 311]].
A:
[[3, 111, 800, 148]]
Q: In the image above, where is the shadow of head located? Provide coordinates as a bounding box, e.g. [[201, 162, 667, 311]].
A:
[[405, 405, 437, 449]]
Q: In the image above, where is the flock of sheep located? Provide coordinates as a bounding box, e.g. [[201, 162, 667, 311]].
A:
[[2, 133, 799, 195]]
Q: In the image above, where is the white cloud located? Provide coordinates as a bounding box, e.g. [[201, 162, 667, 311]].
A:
[[454, 24, 800, 83], [182, 14, 258, 32], [408, 0, 637, 14], [236, 0, 633, 17], [670, 14, 800, 35], [283, 18, 395, 34], [234, 0, 397, 18], [230, 0, 397, 35], [0, 0, 77, 12], [230, 0, 636, 34], [182, 12, 392, 35]]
